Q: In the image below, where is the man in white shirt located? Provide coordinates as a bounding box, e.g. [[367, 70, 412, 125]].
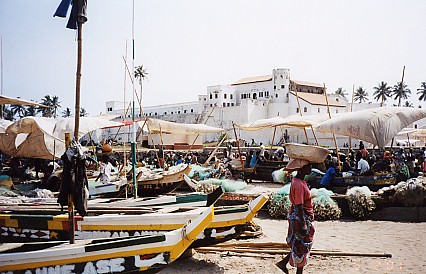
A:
[[356, 152, 370, 175], [96, 154, 113, 184]]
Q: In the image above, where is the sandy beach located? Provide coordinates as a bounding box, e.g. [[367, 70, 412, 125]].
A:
[[159, 211, 426, 274]]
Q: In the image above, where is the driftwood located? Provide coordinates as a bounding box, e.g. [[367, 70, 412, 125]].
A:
[[195, 242, 392, 258]]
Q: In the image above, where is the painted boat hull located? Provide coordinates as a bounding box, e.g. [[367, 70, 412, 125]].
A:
[[0, 194, 267, 248], [0, 206, 213, 273], [136, 165, 191, 197]]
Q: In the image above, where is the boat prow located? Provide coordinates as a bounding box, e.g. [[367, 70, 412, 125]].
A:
[[0, 206, 213, 273]]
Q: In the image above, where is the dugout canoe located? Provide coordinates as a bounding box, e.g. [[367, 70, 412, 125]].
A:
[[0, 206, 213, 273], [0, 193, 267, 248], [136, 164, 191, 197]]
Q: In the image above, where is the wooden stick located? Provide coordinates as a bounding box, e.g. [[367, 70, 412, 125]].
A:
[[324, 83, 341, 169], [232, 122, 245, 169], [203, 134, 228, 167], [196, 247, 392, 258]]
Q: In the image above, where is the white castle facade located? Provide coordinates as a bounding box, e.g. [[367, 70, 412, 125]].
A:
[[104, 68, 395, 147]]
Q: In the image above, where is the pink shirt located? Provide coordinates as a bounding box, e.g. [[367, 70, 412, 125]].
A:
[[289, 177, 314, 219]]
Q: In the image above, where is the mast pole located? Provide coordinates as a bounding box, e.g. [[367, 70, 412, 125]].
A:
[[131, 0, 138, 198]]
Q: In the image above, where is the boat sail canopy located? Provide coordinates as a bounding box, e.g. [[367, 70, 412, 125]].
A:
[[138, 118, 224, 135]]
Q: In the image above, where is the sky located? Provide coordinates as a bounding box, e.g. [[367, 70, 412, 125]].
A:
[[1, 0, 426, 117]]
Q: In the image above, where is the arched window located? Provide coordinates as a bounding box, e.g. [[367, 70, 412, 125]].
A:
[[304, 107, 307, 113], [296, 108, 299, 113]]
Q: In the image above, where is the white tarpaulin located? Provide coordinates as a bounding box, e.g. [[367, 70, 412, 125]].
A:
[[0, 119, 12, 133], [237, 114, 331, 131], [315, 107, 426, 148], [138, 118, 224, 134], [0, 95, 47, 107], [0, 116, 123, 159]]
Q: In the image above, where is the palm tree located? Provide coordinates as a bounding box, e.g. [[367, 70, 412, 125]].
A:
[[51, 96, 61, 118], [80, 107, 88, 117], [3, 106, 14, 121], [353, 86, 369, 103], [62, 107, 72, 118], [392, 81, 411, 107], [10, 102, 26, 119], [334, 87, 347, 98], [39, 95, 54, 117], [403, 101, 413, 108], [134, 65, 148, 115], [25, 104, 38, 116], [373, 81, 392, 107], [417, 82, 426, 101]]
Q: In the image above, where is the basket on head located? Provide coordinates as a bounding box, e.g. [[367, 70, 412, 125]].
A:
[[284, 143, 329, 163]]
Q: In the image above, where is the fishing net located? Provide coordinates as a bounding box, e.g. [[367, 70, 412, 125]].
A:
[[199, 178, 248, 192], [346, 186, 376, 218], [392, 177, 426, 207], [268, 192, 291, 219], [188, 164, 212, 180], [311, 188, 341, 220]]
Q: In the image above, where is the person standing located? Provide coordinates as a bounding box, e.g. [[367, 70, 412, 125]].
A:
[[276, 158, 315, 274]]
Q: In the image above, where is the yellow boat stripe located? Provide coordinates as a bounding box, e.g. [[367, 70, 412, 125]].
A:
[[80, 223, 184, 231], [0, 207, 214, 272]]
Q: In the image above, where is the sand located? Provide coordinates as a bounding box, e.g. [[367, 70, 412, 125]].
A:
[[159, 211, 426, 274]]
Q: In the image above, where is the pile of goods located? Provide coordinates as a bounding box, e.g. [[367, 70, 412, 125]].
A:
[[194, 180, 219, 193], [311, 188, 341, 221], [346, 186, 376, 218], [377, 177, 426, 207], [268, 192, 291, 218]]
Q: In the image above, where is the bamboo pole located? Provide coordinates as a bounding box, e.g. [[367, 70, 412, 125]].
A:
[[348, 84, 355, 152], [203, 133, 227, 167], [64, 132, 74, 244], [232, 122, 245, 169], [390, 66, 406, 153], [293, 86, 310, 143], [324, 83, 341, 169], [268, 126, 277, 160]]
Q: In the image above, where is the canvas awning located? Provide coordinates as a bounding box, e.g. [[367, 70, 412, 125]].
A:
[[316, 107, 426, 148], [137, 118, 224, 134], [0, 116, 124, 159], [0, 95, 47, 107]]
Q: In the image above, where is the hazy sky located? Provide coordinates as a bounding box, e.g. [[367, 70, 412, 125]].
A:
[[1, 0, 425, 116]]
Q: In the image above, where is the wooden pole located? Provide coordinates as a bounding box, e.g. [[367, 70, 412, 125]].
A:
[[324, 83, 341, 169], [293, 85, 310, 143], [391, 66, 406, 152], [310, 125, 319, 145], [65, 132, 74, 244], [348, 84, 355, 152], [269, 126, 277, 160], [74, 22, 83, 141], [203, 133, 227, 167], [232, 122, 244, 169]]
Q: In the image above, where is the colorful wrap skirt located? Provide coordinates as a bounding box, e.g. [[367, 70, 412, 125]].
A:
[[286, 209, 315, 268]]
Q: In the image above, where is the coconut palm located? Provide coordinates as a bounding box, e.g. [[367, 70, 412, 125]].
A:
[[10, 101, 26, 119], [62, 107, 72, 118], [25, 104, 38, 116], [2, 106, 14, 121], [403, 101, 413, 108], [334, 87, 347, 98], [134, 65, 148, 115], [51, 96, 61, 118], [353, 86, 369, 103], [39, 95, 54, 117], [417, 82, 426, 101], [373, 81, 392, 107], [80, 107, 88, 117], [392, 81, 411, 107]]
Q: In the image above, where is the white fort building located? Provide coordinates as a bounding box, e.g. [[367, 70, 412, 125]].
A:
[[105, 68, 420, 148]]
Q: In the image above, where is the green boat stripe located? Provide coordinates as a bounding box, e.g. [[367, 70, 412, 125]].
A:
[[215, 207, 248, 214], [10, 215, 54, 230], [85, 234, 166, 253]]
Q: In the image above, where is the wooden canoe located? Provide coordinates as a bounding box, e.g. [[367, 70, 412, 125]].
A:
[[0, 193, 267, 248], [0, 206, 213, 273], [136, 164, 191, 197]]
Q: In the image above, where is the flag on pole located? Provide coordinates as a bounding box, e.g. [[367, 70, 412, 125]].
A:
[[54, 0, 87, 30]]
